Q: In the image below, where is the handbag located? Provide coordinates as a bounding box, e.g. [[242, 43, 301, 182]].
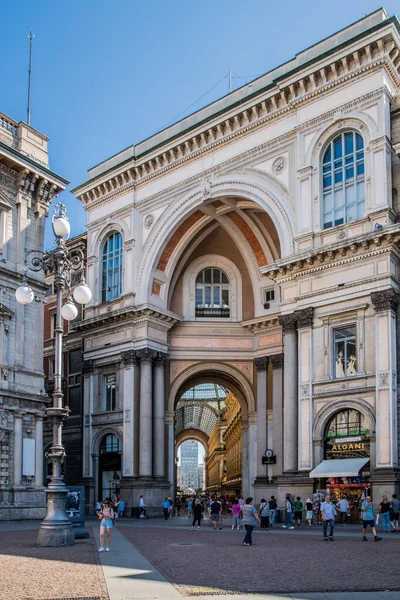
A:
[[238, 510, 243, 520]]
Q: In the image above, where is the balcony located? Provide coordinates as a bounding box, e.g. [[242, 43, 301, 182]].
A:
[[195, 307, 230, 318]]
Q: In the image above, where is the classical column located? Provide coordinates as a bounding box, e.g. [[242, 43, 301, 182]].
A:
[[34, 413, 44, 488], [121, 350, 137, 478], [255, 356, 268, 479], [371, 290, 398, 469], [82, 360, 94, 478], [13, 413, 23, 487], [296, 308, 313, 471], [154, 353, 167, 479], [137, 349, 155, 478], [279, 313, 298, 473], [165, 411, 174, 496], [241, 420, 249, 495], [270, 353, 284, 477], [248, 412, 257, 495]]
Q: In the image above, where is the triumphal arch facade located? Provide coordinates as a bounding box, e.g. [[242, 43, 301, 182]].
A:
[[73, 10, 400, 514]]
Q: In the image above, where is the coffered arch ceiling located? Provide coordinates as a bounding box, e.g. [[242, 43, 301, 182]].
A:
[[175, 383, 228, 437], [157, 198, 281, 278]]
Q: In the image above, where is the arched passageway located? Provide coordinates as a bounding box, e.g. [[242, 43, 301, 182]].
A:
[[172, 381, 248, 498]]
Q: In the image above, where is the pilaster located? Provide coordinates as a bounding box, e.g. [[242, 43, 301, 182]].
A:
[[296, 308, 313, 472], [254, 356, 268, 480], [371, 290, 398, 469], [270, 353, 284, 477], [121, 350, 137, 478]]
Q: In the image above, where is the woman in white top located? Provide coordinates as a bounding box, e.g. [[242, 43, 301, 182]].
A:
[[97, 500, 114, 552]]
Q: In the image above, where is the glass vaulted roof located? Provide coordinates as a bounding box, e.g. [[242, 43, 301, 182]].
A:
[[175, 384, 228, 436], [181, 383, 228, 400]]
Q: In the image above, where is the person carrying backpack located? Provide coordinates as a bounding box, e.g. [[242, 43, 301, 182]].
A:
[[259, 498, 270, 529], [293, 496, 303, 527]]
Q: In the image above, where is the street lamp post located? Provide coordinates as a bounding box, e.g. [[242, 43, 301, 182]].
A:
[[15, 202, 91, 547]]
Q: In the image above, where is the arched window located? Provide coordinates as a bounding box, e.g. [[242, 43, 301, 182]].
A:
[[195, 268, 229, 318], [100, 434, 120, 454], [102, 232, 123, 302], [322, 132, 365, 229], [325, 409, 369, 438]]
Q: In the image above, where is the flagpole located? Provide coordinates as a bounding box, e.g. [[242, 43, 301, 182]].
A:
[[27, 30, 35, 125]]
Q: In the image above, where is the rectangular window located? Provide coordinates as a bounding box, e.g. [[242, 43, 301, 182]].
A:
[[104, 374, 117, 411], [265, 289, 275, 303], [333, 326, 356, 378]]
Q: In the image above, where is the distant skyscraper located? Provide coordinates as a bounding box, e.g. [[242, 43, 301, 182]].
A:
[[178, 441, 198, 490]]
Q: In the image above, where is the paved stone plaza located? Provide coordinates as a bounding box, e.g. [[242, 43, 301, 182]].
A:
[[2, 517, 400, 600]]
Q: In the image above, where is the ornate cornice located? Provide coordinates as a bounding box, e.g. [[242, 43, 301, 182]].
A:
[[371, 289, 399, 312], [270, 353, 284, 369], [72, 304, 180, 333], [254, 356, 269, 372], [262, 224, 400, 283], [241, 316, 279, 334], [73, 35, 400, 209]]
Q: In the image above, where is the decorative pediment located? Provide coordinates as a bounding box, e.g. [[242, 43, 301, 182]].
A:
[[0, 303, 14, 321], [0, 190, 14, 211]]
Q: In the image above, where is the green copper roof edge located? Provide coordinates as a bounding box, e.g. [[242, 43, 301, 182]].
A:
[[72, 14, 399, 195]]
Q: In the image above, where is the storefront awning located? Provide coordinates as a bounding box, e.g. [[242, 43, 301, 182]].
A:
[[309, 458, 369, 478]]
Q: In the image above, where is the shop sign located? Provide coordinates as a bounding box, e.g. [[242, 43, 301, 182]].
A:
[[325, 436, 369, 459]]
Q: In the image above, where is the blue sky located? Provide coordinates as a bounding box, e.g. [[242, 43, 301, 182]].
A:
[[1, 1, 398, 248]]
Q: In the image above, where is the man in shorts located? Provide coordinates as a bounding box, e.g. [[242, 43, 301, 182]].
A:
[[361, 496, 382, 542], [210, 497, 222, 530]]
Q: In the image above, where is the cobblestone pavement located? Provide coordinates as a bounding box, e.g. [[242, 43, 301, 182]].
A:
[[0, 528, 108, 600], [120, 525, 400, 596]]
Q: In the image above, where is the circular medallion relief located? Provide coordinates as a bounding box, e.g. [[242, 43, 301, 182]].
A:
[[272, 156, 286, 174], [144, 214, 154, 229]]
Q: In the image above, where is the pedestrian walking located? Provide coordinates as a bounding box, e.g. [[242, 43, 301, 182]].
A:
[[210, 497, 223, 530], [390, 493, 399, 532], [379, 495, 391, 533], [191, 499, 204, 529], [118, 498, 125, 518], [241, 497, 260, 546], [231, 498, 241, 530], [168, 497, 174, 518], [139, 495, 147, 519], [293, 497, 303, 526], [187, 497, 193, 517], [361, 496, 382, 542], [259, 498, 270, 529], [97, 500, 114, 552], [336, 496, 350, 524], [320, 495, 336, 541], [282, 496, 294, 529], [175, 497, 182, 516], [163, 497, 171, 520], [305, 498, 313, 527], [268, 496, 277, 527]]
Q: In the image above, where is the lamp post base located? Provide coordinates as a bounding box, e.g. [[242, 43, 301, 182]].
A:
[[36, 489, 75, 547]]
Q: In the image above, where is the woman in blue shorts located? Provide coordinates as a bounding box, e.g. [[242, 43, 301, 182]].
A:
[[98, 500, 115, 552]]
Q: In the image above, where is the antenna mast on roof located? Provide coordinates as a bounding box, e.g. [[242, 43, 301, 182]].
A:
[[27, 29, 35, 125]]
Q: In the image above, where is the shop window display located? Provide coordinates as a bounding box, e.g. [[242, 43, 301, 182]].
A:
[[333, 326, 357, 378]]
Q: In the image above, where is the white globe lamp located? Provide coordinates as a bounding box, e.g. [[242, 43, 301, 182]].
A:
[[73, 282, 92, 305], [52, 216, 70, 239], [61, 299, 78, 321], [15, 284, 34, 305]]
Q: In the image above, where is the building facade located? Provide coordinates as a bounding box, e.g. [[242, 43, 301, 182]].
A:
[[72, 10, 400, 514], [43, 233, 86, 489], [178, 440, 198, 491], [0, 112, 67, 519]]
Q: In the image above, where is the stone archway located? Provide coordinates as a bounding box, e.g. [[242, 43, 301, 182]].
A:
[[167, 365, 256, 498]]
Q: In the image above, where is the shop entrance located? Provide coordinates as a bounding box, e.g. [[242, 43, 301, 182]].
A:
[[311, 409, 371, 521], [99, 434, 121, 500]]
